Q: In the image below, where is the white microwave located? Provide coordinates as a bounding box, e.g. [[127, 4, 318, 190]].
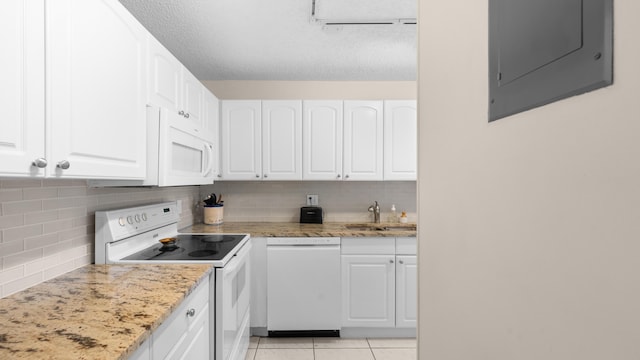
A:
[[90, 106, 216, 187]]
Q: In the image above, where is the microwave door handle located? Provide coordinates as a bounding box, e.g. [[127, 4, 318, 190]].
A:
[[203, 143, 214, 177]]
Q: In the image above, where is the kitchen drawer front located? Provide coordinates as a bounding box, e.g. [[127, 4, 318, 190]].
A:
[[152, 278, 210, 359], [341, 237, 395, 255], [395, 237, 416, 255]]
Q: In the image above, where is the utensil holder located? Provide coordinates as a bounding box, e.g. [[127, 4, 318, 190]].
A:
[[204, 205, 223, 225]]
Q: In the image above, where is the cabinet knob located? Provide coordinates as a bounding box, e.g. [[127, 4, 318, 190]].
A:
[[345, 174, 350, 179], [56, 160, 70, 170], [336, 174, 341, 179], [178, 110, 185, 116], [185, 113, 190, 118], [399, 260, 404, 264], [255, 174, 260, 178], [186, 308, 196, 317], [389, 259, 394, 264], [264, 174, 268, 178], [217, 174, 222, 178], [31, 158, 48, 168]]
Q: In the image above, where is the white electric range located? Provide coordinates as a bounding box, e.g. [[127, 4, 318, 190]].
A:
[[95, 201, 250, 360]]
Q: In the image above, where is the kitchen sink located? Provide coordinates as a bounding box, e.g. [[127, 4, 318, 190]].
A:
[[344, 224, 416, 232]]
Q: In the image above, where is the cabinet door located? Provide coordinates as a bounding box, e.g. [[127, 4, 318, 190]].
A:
[[221, 100, 262, 180], [147, 36, 182, 112], [262, 100, 302, 180], [203, 90, 220, 177], [396, 255, 417, 328], [181, 69, 206, 134], [384, 101, 417, 180], [250, 238, 268, 330], [0, 0, 45, 177], [47, 0, 147, 179], [177, 305, 210, 360], [343, 101, 383, 181], [341, 254, 395, 327], [302, 101, 343, 180]]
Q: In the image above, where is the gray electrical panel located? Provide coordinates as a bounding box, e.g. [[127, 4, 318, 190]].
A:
[[489, 0, 613, 121]]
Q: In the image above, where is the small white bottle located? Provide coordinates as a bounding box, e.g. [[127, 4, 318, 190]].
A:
[[388, 204, 398, 223]]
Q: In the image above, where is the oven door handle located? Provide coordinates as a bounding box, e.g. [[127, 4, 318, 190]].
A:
[[223, 241, 252, 275]]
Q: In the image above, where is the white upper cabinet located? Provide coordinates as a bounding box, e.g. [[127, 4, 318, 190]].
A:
[[1, 0, 149, 179], [343, 101, 384, 181], [203, 91, 220, 178], [221, 100, 262, 180], [262, 101, 303, 180], [302, 101, 344, 180], [148, 36, 182, 111], [181, 69, 206, 135], [148, 36, 214, 141], [0, 0, 46, 177], [384, 100, 417, 180]]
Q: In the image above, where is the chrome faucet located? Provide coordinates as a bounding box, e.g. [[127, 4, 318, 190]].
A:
[[368, 201, 381, 223]]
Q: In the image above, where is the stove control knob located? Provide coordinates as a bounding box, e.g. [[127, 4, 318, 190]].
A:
[[127, 216, 133, 224], [141, 213, 147, 221], [118, 217, 126, 226], [134, 214, 141, 223]]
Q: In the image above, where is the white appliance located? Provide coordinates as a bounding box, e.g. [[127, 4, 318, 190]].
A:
[[95, 202, 250, 360], [266, 237, 341, 336], [90, 106, 216, 187]]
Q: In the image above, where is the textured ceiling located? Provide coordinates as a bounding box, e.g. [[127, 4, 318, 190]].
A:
[[118, 0, 417, 81]]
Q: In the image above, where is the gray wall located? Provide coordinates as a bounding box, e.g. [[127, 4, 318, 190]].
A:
[[418, 1, 640, 358]]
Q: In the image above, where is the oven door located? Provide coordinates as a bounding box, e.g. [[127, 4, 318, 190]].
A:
[[158, 110, 215, 186], [216, 241, 251, 360]]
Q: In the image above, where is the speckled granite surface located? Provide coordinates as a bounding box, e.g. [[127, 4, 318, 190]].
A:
[[181, 222, 417, 237], [0, 264, 212, 360]]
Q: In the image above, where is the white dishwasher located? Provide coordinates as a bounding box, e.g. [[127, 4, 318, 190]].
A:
[[267, 237, 341, 336]]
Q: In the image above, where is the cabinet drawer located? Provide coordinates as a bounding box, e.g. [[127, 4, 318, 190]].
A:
[[395, 237, 416, 255], [152, 278, 209, 359], [341, 237, 395, 255]]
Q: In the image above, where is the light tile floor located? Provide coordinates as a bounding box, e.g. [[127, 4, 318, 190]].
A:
[[246, 337, 416, 360]]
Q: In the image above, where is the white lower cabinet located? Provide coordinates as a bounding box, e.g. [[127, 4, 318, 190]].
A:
[[341, 254, 396, 327], [132, 276, 210, 360], [341, 237, 417, 329]]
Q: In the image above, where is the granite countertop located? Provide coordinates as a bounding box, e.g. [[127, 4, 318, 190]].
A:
[[182, 221, 417, 237], [0, 264, 212, 360]]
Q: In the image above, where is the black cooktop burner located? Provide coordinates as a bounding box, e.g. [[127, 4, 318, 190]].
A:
[[122, 234, 246, 261]]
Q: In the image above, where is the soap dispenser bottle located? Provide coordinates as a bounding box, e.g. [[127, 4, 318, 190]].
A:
[[388, 204, 398, 223]]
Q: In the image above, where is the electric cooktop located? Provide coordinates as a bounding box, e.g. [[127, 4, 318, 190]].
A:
[[122, 234, 247, 261]]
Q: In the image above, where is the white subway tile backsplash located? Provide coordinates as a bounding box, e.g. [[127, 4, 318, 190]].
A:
[[0, 179, 200, 298], [0, 214, 25, 229], [0, 189, 23, 202], [2, 200, 43, 216], [24, 210, 59, 225], [4, 248, 43, 269], [2, 272, 43, 298], [22, 187, 58, 200], [3, 224, 43, 243]]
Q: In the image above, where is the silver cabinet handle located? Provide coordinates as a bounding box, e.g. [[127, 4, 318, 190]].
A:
[[57, 160, 70, 170], [178, 110, 185, 116], [31, 158, 47, 168], [184, 113, 190, 118], [186, 308, 196, 317]]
